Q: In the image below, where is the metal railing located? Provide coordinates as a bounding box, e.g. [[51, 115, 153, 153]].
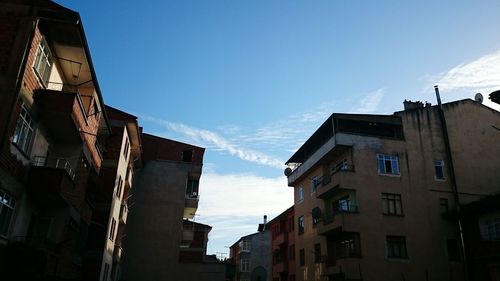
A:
[[322, 204, 359, 224], [31, 156, 76, 180], [318, 164, 355, 187]]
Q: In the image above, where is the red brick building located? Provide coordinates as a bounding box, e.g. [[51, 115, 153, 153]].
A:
[[269, 206, 296, 281], [0, 0, 112, 279]]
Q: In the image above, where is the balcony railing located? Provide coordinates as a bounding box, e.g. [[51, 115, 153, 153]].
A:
[[323, 204, 359, 224], [319, 164, 355, 187], [31, 156, 76, 180]]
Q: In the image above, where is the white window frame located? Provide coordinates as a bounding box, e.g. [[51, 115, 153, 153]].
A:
[[434, 160, 446, 180], [240, 258, 250, 272], [33, 37, 53, 87], [377, 154, 400, 175], [239, 240, 251, 252], [480, 218, 500, 241], [0, 190, 16, 237], [311, 176, 318, 194], [12, 104, 35, 156], [297, 187, 304, 203]]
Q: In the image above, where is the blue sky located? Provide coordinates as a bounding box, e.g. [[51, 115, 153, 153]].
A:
[[59, 0, 500, 256]]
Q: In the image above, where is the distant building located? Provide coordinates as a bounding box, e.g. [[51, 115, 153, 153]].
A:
[[286, 98, 500, 281], [121, 133, 224, 281], [83, 106, 142, 281], [268, 206, 295, 281], [229, 217, 272, 281]]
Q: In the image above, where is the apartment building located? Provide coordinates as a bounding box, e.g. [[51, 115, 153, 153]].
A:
[[269, 206, 296, 281], [83, 106, 142, 281], [286, 98, 500, 281], [122, 133, 224, 281], [0, 0, 111, 279], [229, 217, 272, 281]]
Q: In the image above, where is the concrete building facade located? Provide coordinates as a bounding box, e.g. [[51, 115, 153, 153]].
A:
[[122, 133, 224, 281], [229, 219, 272, 281], [286, 99, 500, 281]]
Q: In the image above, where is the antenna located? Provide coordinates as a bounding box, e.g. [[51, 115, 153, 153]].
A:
[[474, 93, 483, 104]]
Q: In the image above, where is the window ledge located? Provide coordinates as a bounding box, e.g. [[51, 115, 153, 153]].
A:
[[378, 173, 401, 177]]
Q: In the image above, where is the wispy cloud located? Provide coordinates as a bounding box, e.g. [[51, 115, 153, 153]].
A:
[[435, 50, 500, 93], [141, 116, 285, 169], [430, 50, 500, 109], [355, 88, 385, 113], [195, 172, 293, 254]]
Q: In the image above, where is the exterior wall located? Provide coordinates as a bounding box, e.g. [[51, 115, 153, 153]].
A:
[[270, 206, 296, 281], [289, 100, 500, 281], [231, 230, 272, 281]]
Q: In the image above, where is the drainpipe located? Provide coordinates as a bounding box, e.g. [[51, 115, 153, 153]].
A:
[[434, 85, 468, 280]]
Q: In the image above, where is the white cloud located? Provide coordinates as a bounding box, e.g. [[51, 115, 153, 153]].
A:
[[140, 116, 285, 169], [432, 50, 500, 110], [195, 172, 293, 254], [355, 88, 385, 113]]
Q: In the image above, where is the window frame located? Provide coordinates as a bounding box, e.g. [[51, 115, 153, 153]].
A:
[[314, 243, 321, 264], [0, 190, 16, 238], [299, 248, 305, 267], [240, 258, 250, 272], [382, 193, 403, 216], [377, 154, 400, 176], [311, 176, 319, 194], [434, 160, 446, 180], [298, 216, 305, 234], [297, 187, 304, 203], [386, 235, 408, 259], [33, 37, 53, 87], [12, 104, 35, 156]]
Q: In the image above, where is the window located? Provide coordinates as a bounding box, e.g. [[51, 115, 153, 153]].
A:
[[314, 243, 321, 263], [116, 176, 123, 198], [298, 216, 304, 234], [289, 216, 294, 232], [336, 233, 361, 258], [480, 218, 500, 240], [439, 198, 449, 214], [311, 176, 319, 193], [332, 159, 348, 173], [312, 209, 320, 226], [0, 190, 16, 237], [240, 259, 250, 272], [12, 104, 35, 155], [109, 218, 116, 241], [386, 236, 408, 259], [123, 137, 130, 159], [434, 160, 445, 180], [240, 240, 251, 252], [377, 154, 400, 175], [102, 263, 110, 281], [186, 179, 199, 198], [182, 150, 193, 162], [382, 193, 403, 215], [33, 38, 53, 86], [299, 249, 305, 266], [447, 239, 461, 261], [297, 187, 304, 203], [337, 196, 355, 213]]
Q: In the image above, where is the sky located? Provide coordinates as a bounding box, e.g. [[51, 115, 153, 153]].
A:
[[58, 0, 500, 257]]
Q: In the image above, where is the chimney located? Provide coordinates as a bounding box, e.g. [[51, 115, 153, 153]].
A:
[[403, 99, 424, 111], [263, 215, 267, 225]]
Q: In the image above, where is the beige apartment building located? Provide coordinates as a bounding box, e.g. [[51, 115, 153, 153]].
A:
[[286, 98, 500, 281]]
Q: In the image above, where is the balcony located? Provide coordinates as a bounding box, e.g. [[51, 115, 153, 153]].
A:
[[27, 156, 76, 204], [316, 165, 356, 199], [125, 166, 133, 189], [183, 193, 199, 219], [119, 203, 128, 224], [274, 260, 288, 273], [180, 229, 194, 248], [33, 88, 88, 144], [317, 205, 360, 235], [323, 259, 363, 280], [273, 231, 288, 246]]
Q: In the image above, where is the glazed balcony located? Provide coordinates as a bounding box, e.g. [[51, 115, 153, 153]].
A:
[[27, 156, 76, 204], [183, 193, 199, 219], [316, 164, 356, 199], [33, 87, 88, 144], [119, 203, 128, 224], [317, 205, 360, 235]]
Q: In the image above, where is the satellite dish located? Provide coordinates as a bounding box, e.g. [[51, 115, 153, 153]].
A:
[[284, 167, 292, 176], [475, 93, 483, 104]]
